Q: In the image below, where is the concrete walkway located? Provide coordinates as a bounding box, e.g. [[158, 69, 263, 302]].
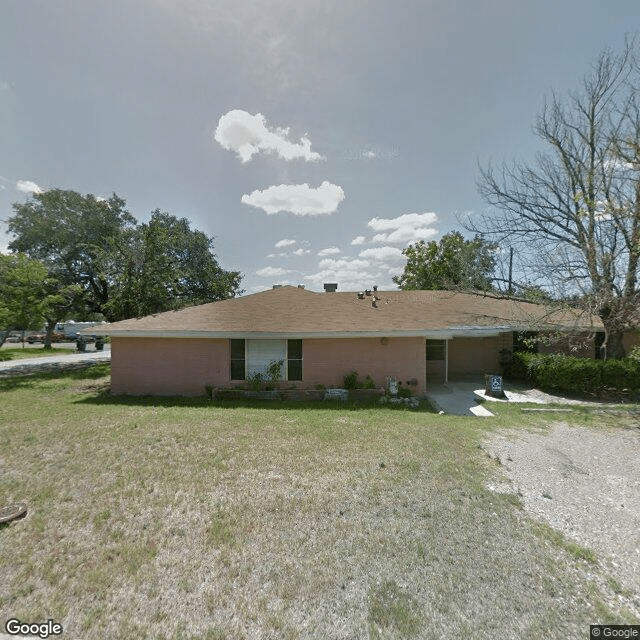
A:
[[426, 381, 495, 417], [0, 346, 110, 376]]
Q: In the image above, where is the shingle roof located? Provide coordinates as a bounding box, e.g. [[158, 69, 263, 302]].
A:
[[92, 286, 603, 338]]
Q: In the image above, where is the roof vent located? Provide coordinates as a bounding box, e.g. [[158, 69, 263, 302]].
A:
[[365, 289, 371, 296], [357, 292, 365, 300], [373, 285, 378, 292], [272, 284, 283, 289], [324, 283, 338, 293], [297, 284, 305, 289]]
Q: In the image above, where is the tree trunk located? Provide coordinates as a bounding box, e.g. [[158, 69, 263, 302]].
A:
[[44, 319, 56, 350], [601, 326, 627, 359]]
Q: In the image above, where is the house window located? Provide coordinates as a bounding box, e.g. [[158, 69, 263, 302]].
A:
[[230, 339, 303, 381], [426, 339, 446, 360], [287, 339, 303, 381], [230, 339, 245, 380]]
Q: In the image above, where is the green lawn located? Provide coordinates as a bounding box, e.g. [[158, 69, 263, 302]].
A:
[[0, 365, 637, 639], [0, 347, 76, 361]]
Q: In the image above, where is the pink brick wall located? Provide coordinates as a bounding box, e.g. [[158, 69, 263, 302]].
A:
[[301, 337, 427, 395], [111, 336, 427, 396], [448, 336, 508, 379], [111, 337, 229, 396]]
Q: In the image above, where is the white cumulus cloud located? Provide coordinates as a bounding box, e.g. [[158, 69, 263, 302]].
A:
[[214, 109, 325, 163], [275, 238, 296, 248], [372, 227, 438, 244], [16, 180, 44, 194], [305, 257, 375, 291], [351, 236, 366, 246], [255, 266, 291, 278], [367, 212, 438, 244], [358, 246, 404, 262], [241, 181, 345, 216], [318, 257, 370, 271], [292, 248, 311, 256], [317, 247, 340, 257]]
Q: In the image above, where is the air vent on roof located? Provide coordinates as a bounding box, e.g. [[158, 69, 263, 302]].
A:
[[273, 285, 283, 289], [324, 283, 338, 293], [297, 284, 305, 289]]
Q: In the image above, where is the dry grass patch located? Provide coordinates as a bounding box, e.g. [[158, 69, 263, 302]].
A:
[[0, 365, 638, 639]]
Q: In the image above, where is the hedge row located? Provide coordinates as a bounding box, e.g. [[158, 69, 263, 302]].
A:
[[504, 352, 640, 396]]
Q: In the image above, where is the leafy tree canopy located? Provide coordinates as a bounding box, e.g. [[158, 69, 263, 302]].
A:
[[105, 210, 243, 319], [7, 189, 243, 322], [8, 190, 135, 319], [0, 253, 63, 346], [393, 231, 497, 291]]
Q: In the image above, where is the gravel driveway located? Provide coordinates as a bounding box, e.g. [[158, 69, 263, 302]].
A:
[[483, 422, 640, 594]]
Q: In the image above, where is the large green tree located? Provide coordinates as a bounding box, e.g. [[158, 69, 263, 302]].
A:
[[8, 189, 135, 320], [8, 190, 243, 322], [105, 210, 242, 319], [0, 254, 61, 347], [470, 39, 640, 358], [393, 231, 497, 291]]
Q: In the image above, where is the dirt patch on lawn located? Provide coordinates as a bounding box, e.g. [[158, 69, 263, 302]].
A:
[[483, 423, 640, 594]]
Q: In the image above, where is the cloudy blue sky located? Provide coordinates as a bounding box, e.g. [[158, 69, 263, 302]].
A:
[[1, 0, 639, 294]]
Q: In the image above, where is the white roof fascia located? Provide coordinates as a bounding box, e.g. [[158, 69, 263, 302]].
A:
[[94, 326, 515, 339]]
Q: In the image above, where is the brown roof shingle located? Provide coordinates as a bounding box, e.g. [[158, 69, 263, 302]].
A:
[[93, 286, 603, 338]]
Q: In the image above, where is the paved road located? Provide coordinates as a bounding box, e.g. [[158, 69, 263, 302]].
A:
[[0, 345, 110, 375]]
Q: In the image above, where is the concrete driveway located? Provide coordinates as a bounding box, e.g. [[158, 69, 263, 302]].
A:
[[0, 346, 110, 376]]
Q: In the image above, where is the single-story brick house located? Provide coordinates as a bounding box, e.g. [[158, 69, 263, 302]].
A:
[[91, 285, 606, 396]]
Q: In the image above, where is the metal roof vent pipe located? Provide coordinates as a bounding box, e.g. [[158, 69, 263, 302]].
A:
[[373, 285, 378, 292], [324, 283, 338, 293], [272, 284, 283, 289], [297, 284, 305, 289]]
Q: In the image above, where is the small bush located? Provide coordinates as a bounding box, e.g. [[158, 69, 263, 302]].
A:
[[248, 372, 263, 392], [397, 385, 412, 398], [266, 359, 284, 383], [363, 375, 376, 389], [343, 371, 360, 390]]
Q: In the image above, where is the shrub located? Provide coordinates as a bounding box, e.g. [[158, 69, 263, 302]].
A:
[[266, 359, 284, 384], [507, 352, 640, 396], [248, 372, 263, 392], [502, 351, 529, 380], [343, 371, 360, 390], [363, 375, 376, 389], [397, 385, 412, 398]]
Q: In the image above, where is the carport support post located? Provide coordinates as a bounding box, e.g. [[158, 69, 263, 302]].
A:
[[445, 339, 448, 383]]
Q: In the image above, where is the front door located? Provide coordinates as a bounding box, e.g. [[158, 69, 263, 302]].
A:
[[426, 339, 447, 385]]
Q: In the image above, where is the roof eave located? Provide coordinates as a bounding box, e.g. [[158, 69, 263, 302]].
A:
[[90, 326, 517, 339]]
